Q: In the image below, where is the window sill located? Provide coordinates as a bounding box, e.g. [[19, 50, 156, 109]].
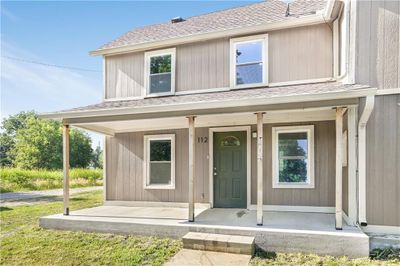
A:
[[144, 185, 175, 190], [272, 182, 314, 189], [145, 92, 174, 98], [231, 82, 269, 90]]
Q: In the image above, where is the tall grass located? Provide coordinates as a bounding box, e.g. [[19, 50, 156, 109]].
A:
[[0, 168, 103, 192]]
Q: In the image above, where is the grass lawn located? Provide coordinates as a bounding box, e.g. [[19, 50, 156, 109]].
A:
[[0, 190, 181, 265], [1, 190, 398, 265], [0, 168, 103, 192]]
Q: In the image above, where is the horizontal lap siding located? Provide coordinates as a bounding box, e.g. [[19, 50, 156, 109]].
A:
[[105, 128, 209, 202], [251, 121, 336, 207]]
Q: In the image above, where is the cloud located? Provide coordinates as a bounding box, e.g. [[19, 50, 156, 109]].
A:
[[0, 6, 20, 22], [1, 41, 102, 119]]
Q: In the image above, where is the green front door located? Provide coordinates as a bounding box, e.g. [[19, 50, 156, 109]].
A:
[[213, 131, 247, 208]]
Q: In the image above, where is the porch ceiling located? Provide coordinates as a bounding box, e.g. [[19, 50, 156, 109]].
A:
[[74, 108, 337, 135]]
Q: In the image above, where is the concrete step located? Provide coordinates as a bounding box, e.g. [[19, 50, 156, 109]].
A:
[[182, 232, 255, 255]]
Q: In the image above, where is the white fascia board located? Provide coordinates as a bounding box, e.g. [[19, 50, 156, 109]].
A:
[[90, 14, 326, 56], [39, 87, 377, 120]]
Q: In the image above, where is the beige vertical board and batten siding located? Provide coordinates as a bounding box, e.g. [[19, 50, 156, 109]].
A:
[[251, 121, 336, 207], [364, 95, 400, 227], [106, 128, 210, 203], [105, 52, 144, 99], [106, 121, 336, 207], [105, 24, 333, 98], [268, 24, 333, 83], [356, 0, 400, 89], [356, 0, 400, 227]]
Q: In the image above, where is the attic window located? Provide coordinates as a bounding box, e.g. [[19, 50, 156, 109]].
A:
[[230, 34, 268, 88], [145, 48, 176, 96]]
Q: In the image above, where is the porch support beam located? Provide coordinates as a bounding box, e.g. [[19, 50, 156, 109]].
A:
[[256, 112, 265, 226], [335, 107, 345, 229], [63, 124, 70, 215], [187, 116, 196, 222]]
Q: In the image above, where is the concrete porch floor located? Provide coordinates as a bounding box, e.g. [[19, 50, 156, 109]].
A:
[[40, 206, 369, 258]]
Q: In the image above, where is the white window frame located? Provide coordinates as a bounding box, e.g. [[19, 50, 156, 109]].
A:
[[230, 34, 268, 89], [272, 125, 315, 189], [144, 48, 176, 97], [143, 134, 175, 190]]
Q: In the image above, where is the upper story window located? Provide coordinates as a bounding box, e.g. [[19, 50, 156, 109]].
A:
[[230, 34, 268, 88], [144, 48, 176, 96], [272, 125, 315, 189]]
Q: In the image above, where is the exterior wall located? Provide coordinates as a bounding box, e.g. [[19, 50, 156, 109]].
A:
[[250, 121, 336, 207], [105, 120, 337, 207], [356, 0, 400, 90], [355, 0, 400, 227], [105, 128, 210, 203], [105, 24, 333, 99], [364, 95, 400, 226]]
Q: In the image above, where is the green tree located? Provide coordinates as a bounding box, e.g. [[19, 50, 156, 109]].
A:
[[11, 115, 93, 170], [91, 144, 103, 169], [0, 111, 37, 167]]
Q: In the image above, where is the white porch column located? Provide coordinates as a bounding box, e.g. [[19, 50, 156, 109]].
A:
[[335, 108, 345, 229], [63, 124, 70, 216], [347, 107, 358, 225], [256, 112, 264, 225], [187, 116, 196, 222]]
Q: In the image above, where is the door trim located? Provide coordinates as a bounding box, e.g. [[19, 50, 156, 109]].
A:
[[209, 126, 251, 209]]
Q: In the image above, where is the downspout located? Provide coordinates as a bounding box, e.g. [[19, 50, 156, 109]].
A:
[[357, 95, 375, 226]]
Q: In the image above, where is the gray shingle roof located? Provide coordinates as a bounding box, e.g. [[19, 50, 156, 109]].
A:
[[48, 82, 370, 116], [98, 0, 327, 51]]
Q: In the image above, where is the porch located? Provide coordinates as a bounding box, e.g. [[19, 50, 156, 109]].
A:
[[40, 205, 369, 258]]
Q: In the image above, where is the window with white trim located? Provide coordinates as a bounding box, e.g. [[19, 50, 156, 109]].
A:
[[145, 48, 176, 96], [272, 125, 314, 188], [144, 134, 175, 189], [230, 35, 268, 88]]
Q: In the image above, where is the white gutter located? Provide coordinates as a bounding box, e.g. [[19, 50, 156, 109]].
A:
[[358, 95, 375, 226], [39, 87, 376, 120]]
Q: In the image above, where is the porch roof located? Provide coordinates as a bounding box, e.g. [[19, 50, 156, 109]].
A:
[[41, 82, 374, 123]]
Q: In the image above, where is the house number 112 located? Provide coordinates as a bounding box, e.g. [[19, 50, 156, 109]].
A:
[[197, 137, 208, 143]]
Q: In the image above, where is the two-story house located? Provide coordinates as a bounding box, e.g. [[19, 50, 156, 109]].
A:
[[40, 0, 399, 257]]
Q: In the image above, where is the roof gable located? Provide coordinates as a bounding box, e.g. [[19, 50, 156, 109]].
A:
[[93, 0, 327, 54]]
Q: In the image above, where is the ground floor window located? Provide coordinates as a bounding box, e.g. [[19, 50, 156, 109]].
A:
[[144, 134, 175, 189], [272, 125, 314, 188]]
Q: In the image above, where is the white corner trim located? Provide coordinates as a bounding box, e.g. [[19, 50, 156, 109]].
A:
[[143, 134, 176, 190], [358, 95, 375, 225], [104, 200, 211, 209], [375, 88, 400, 95], [144, 48, 176, 97], [248, 205, 335, 213], [361, 225, 400, 235], [103, 135, 107, 202], [209, 126, 251, 209], [271, 125, 315, 189], [229, 34, 268, 89]]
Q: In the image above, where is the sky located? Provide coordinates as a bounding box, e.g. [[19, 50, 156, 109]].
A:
[[1, 0, 259, 148]]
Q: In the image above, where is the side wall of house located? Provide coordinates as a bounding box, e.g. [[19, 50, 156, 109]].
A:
[[106, 121, 336, 208], [104, 23, 333, 99], [356, 0, 400, 227]]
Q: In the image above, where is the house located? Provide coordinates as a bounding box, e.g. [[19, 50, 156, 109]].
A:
[[40, 0, 400, 257]]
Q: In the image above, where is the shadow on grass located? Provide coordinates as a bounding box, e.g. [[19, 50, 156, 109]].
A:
[[253, 246, 277, 260], [0, 206, 13, 212]]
